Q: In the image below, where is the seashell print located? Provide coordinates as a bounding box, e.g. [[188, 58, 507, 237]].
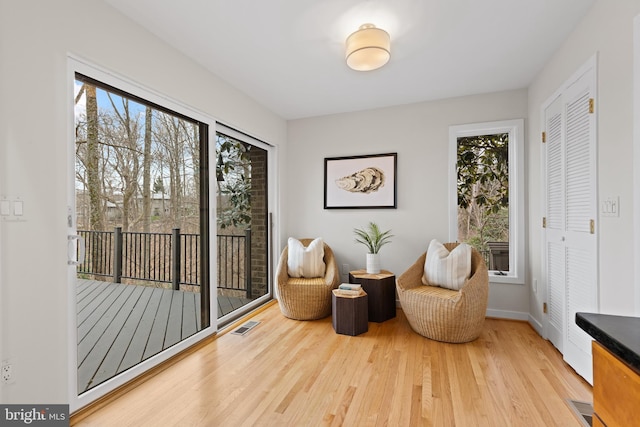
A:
[[335, 167, 385, 194]]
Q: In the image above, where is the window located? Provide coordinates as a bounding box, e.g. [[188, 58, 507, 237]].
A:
[[449, 119, 524, 284]]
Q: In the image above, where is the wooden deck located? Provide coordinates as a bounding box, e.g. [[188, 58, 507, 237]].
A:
[[76, 279, 251, 393]]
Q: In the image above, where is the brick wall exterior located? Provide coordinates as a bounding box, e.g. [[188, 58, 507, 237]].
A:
[[248, 147, 268, 299]]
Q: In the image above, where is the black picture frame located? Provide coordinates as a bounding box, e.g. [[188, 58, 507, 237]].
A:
[[324, 153, 397, 209]]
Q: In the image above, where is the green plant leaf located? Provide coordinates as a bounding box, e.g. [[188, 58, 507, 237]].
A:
[[353, 222, 393, 254]]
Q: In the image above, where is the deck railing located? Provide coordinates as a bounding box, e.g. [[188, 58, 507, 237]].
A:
[[77, 228, 251, 296]]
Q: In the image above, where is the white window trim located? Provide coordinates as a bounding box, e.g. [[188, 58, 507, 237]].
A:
[[448, 119, 525, 284]]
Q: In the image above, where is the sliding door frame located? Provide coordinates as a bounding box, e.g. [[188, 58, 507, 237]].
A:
[[215, 124, 277, 327], [67, 55, 218, 413]]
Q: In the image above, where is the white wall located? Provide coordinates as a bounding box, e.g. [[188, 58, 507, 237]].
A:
[[0, 0, 286, 404], [286, 89, 530, 319], [528, 0, 640, 327]]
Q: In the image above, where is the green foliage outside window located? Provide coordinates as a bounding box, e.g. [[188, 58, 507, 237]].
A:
[[457, 133, 509, 257], [216, 134, 251, 229]]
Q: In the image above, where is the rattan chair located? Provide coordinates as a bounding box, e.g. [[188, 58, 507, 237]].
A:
[[396, 242, 489, 343], [275, 238, 341, 320]]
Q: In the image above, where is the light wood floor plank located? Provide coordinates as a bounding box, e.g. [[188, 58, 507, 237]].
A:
[[73, 304, 592, 426]]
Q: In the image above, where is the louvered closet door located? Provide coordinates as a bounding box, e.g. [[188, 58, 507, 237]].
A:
[[562, 69, 598, 384], [544, 94, 565, 353], [543, 57, 597, 384]]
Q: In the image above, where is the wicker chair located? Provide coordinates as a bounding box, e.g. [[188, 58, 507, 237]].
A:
[[275, 238, 341, 320], [396, 243, 489, 343]]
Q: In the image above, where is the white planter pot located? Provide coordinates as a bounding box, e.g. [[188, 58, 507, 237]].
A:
[[366, 253, 380, 274]]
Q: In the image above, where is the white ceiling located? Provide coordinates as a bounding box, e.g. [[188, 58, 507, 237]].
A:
[[104, 0, 595, 120]]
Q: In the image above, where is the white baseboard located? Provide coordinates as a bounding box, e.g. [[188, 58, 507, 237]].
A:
[[485, 309, 529, 321], [485, 310, 545, 338], [528, 314, 544, 337]]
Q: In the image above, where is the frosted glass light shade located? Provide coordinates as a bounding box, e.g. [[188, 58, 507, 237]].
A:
[[345, 23, 390, 71]]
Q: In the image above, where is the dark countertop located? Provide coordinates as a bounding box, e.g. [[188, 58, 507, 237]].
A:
[[576, 312, 640, 373]]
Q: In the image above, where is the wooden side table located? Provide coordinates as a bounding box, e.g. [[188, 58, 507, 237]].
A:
[[332, 290, 368, 336], [348, 269, 396, 322]]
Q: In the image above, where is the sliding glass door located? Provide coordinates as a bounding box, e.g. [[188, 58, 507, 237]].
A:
[[69, 58, 215, 411]]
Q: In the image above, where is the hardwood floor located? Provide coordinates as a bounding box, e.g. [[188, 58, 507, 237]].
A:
[[73, 302, 592, 426]]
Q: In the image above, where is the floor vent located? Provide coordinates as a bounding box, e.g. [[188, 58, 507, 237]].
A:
[[566, 399, 593, 427], [231, 320, 260, 336]]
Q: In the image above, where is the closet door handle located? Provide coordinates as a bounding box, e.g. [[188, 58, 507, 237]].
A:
[[67, 235, 85, 266]]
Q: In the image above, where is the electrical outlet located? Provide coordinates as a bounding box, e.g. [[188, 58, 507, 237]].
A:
[[342, 264, 350, 275], [1, 362, 13, 384]]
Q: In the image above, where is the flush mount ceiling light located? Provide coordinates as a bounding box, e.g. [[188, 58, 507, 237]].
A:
[[345, 23, 391, 71]]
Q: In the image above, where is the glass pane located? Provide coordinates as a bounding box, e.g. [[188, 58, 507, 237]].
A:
[[74, 77, 208, 393], [215, 132, 269, 318], [456, 133, 510, 272]]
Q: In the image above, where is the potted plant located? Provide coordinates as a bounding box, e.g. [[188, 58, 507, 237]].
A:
[[354, 222, 393, 274]]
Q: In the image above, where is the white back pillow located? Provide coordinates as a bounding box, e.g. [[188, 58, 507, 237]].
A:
[[287, 237, 326, 278], [423, 239, 472, 290]]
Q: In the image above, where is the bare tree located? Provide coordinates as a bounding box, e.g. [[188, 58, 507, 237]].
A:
[[142, 107, 153, 233], [76, 83, 107, 276], [103, 94, 143, 231], [153, 113, 200, 232], [84, 84, 105, 232], [75, 80, 203, 285], [137, 106, 153, 278]]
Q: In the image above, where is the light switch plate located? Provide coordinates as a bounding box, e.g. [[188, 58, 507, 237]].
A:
[[0, 200, 9, 216], [13, 200, 23, 216], [601, 196, 619, 217], [0, 195, 26, 222]]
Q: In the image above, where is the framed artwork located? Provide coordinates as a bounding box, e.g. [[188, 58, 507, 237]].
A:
[[324, 152, 397, 209]]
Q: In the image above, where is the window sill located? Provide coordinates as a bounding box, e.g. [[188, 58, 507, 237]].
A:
[[488, 273, 524, 285]]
